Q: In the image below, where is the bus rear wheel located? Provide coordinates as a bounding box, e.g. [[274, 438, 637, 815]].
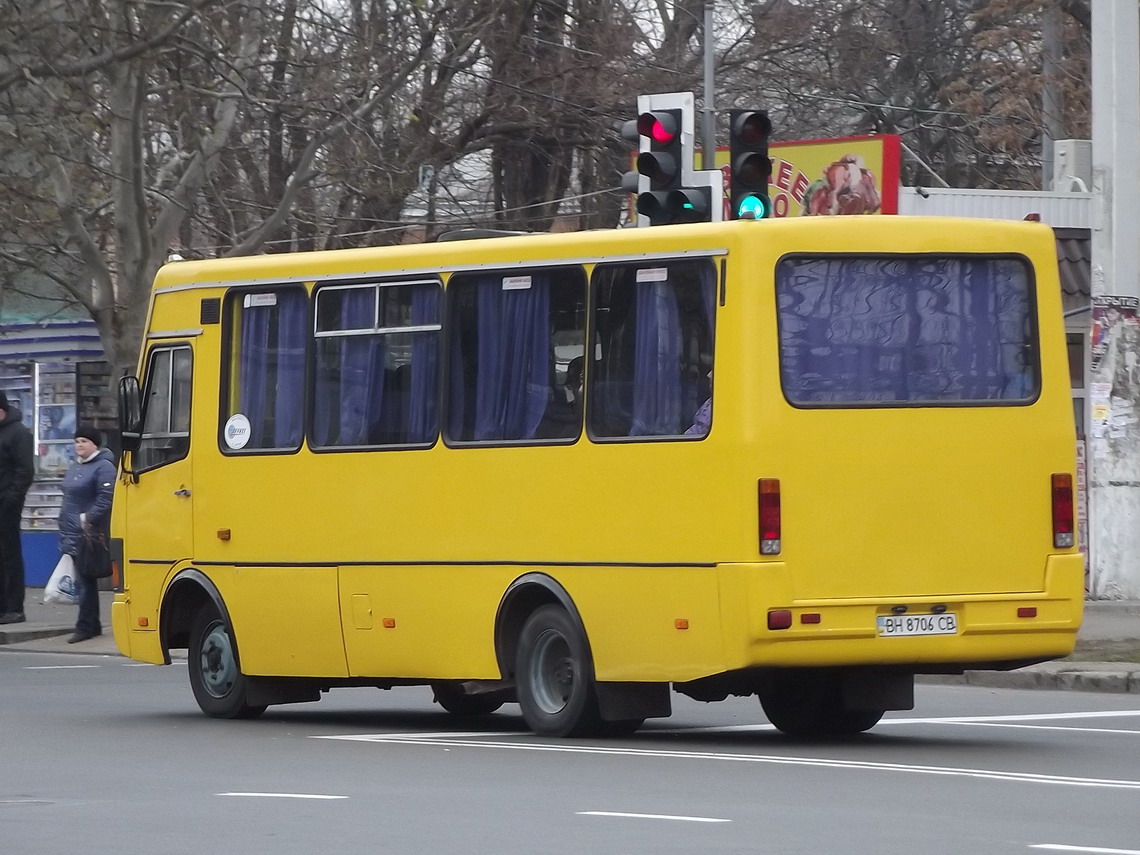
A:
[[431, 682, 504, 716], [516, 605, 602, 737], [759, 672, 884, 738], [188, 607, 267, 720]]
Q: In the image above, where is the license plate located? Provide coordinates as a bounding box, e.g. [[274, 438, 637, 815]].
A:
[[876, 613, 958, 637]]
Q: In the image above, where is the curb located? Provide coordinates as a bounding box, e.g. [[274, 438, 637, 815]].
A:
[[919, 666, 1140, 694], [0, 626, 72, 645]]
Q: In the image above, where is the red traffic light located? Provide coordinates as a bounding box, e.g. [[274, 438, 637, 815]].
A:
[[637, 111, 678, 145], [733, 111, 771, 146]]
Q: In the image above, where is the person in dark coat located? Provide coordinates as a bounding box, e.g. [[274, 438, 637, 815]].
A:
[[59, 426, 116, 643], [0, 391, 34, 624]]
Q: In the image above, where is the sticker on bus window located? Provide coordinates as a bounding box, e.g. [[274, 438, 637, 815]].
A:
[[223, 413, 252, 449], [502, 276, 532, 290], [243, 293, 278, 308], [636, 267, 669, 283]]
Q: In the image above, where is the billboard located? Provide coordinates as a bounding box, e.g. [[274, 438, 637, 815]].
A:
[[712, 134, 900, 218]]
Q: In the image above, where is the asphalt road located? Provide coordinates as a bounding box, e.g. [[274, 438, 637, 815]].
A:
[[3, 648, 1139, 855]]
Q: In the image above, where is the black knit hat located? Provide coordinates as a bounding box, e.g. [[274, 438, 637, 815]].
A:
[[0, 391, 8, 411], [75, 425, 103, 446]]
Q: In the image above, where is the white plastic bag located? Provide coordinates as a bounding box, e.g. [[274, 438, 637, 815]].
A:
[[43, 554, 80, 605]]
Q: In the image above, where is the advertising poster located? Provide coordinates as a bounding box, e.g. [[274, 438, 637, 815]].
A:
[[712, 134, 901, 219], [1076, 438, 1089, 590], [1090, 295, 1140, 373]]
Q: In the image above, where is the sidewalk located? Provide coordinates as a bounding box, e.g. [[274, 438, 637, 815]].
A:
[[1, 590, 1138, 692], [0, 588, 122, 657]]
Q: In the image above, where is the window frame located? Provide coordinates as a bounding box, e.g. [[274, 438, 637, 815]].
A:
[[585, 256, 719, 444], [442, 265, 589, 448], [218, 284, 311, 457], [773, 251, 1042, 410], [309, 277, 444, 453], [134, 343, 193, 474]]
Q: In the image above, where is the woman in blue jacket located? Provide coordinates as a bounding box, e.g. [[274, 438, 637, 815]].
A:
[[59, 426, 116, 643]]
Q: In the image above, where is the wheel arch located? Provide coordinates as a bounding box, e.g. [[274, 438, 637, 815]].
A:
[[494, 573, 591, 681], [160, 568, 239, 665]]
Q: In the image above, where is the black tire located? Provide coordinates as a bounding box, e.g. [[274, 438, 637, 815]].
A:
[[516, 605, 602, 737], [759, 672, 884, 738], [188, 607, 267, 720], [431, 682, 505, 716], [600, 718, 645, 737]]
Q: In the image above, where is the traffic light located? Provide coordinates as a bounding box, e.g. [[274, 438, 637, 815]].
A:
[[621, 92, 724, 226], [622, 109, 683, 225], [729, 110, 773, 219]]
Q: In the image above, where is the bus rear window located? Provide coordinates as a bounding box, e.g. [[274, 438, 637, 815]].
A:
[[776, 255, 1039, 406]]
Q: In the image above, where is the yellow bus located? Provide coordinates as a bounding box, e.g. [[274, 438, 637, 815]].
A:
[[111, 216, 1082, 738]]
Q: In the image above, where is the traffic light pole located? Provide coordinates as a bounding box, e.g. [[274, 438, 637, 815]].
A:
[[701, 0, 715, 171]]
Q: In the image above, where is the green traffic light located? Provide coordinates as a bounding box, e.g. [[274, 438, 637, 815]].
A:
[[736, 194, 769, 219]]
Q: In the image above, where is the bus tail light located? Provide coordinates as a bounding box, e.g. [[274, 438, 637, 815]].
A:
[[1051, 473, 1074, 548], [758, 478, 781, 555], [767, 609, 792, 630]]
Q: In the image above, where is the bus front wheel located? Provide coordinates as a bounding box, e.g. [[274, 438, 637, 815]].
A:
[[516, 605, 602, 737], [188, 607, 267, 720]]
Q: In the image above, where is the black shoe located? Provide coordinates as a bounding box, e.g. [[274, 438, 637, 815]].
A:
[[0, 612, 26, 624], [67, 632, 96, 644]]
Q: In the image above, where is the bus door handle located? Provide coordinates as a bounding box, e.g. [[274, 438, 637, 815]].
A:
[[173, 488, 192, 498]]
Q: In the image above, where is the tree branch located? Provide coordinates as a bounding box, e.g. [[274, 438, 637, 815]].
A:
[[0, 0, 225, 94]]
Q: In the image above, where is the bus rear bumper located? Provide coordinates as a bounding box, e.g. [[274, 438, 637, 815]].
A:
[[728, 553, 1085, 671]]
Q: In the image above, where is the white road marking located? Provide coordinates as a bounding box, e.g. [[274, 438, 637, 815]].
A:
[[677, 710, 1140, 735], [886, 710, 1140, 724], [950, 723, 1140, 736], [218, 792, 348, 800], [315, 734, 1140, 790], [23, 665, 100, 670], [578, 811, 729, 823], [1029, 846, 1140, 854]]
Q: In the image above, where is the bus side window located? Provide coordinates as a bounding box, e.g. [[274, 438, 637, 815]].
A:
[[588, 259, 716, 439], [446, 267, 586, 444], [135, 346, 192, 472], [311, 280, 441, 448], [222, 288, 308, 452]]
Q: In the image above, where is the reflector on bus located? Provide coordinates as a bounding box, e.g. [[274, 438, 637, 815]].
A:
[[758, 478, 781, 555]]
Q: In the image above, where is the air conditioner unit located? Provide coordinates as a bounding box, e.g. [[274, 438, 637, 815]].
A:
[[1052, 139, 1092, 192]]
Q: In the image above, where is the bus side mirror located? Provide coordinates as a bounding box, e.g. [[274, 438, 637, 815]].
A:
[[118, 375, 143, 452]]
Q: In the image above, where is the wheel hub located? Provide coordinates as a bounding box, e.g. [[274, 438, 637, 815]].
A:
[[199, 624, 236, 698]]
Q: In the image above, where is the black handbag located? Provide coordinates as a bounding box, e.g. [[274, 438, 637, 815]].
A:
[[78, 530, 113, 579]]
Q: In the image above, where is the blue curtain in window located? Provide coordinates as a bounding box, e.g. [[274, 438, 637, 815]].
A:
[[239, 305, 271, 445], [630, 281, 683, 435], [777, 257, 1034, 404], [470, 277, 551, 441], [683, 265, 717, 423], [408, 287, 440, 442], [238, 290, 306, 447], [272, 291, 306, 446], [337, 290, 385, 445]]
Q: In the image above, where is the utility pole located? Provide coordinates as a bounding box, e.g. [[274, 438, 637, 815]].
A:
[[701, 0, 715, 170], [1088, 0, 1140, 599], [1041, 3, 1064, 189]]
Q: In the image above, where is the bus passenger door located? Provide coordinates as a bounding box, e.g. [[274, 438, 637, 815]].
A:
[[121, 344, 195, 571]]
